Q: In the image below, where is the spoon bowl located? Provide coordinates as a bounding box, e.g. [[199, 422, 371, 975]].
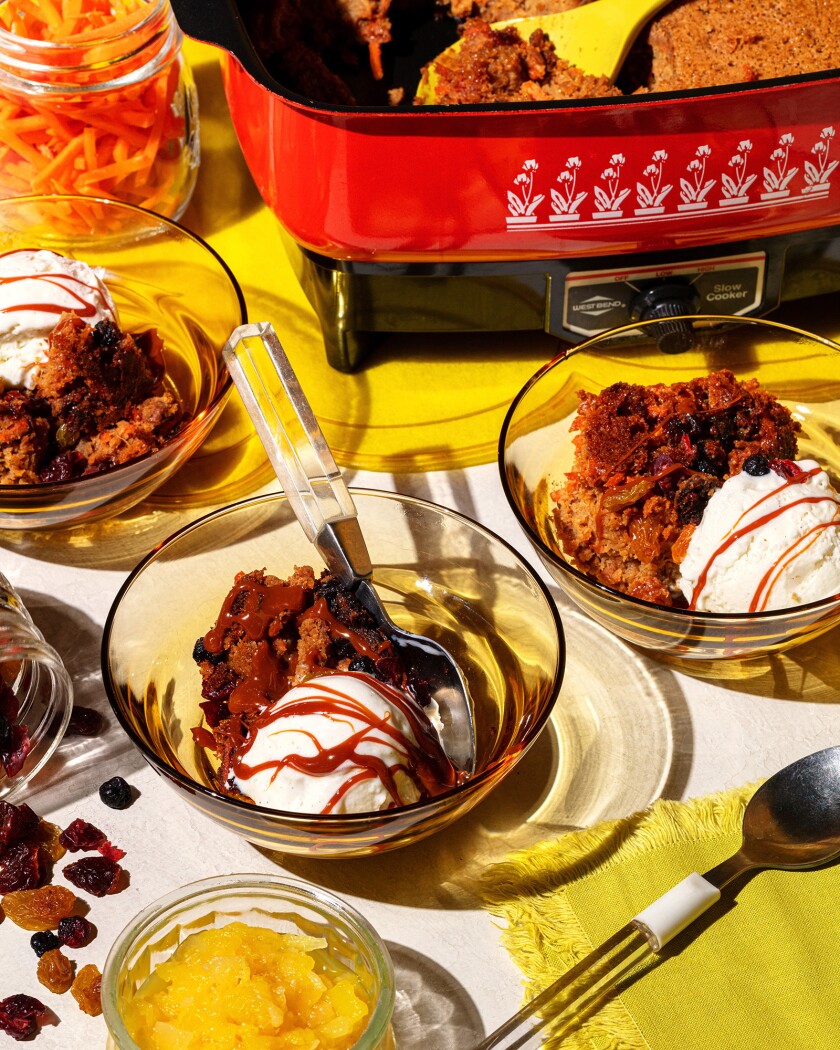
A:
[[223, 321, 476, 775]]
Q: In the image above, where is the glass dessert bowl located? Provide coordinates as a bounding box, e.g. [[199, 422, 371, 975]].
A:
[[0, 194, 246, 529], [102, 490, 565, 857], [499, 315, 840, 663], [103, 874, 395, 1050]]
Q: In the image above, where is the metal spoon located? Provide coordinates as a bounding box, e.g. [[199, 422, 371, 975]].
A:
[[222, 321, 476, 775], [416, 0, 673, 104], [476, 744, 840, 1050]]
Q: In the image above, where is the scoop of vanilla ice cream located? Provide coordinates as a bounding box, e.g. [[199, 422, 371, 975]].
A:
[[678, 460, 840, 613], [0, 249, 117, 389], [233, 673, 431, 814]]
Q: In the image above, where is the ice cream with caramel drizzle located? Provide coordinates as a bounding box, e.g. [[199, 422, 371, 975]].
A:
[[191, 565, 461, 813]]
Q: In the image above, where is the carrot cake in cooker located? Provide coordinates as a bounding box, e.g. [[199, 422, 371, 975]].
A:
[[240, 0, 840, 105], [551, 369, 800, 606]]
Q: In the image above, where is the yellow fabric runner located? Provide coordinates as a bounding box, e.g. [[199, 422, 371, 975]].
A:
[[172, 41, 559, 480], [482, 784, 840, 1050]]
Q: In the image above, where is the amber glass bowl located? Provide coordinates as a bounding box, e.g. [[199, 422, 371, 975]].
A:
[[103, 874, 395, 1050], [0, 195, 246, 529], [499, 315, 840, 663], [102, 490, 564, 856]]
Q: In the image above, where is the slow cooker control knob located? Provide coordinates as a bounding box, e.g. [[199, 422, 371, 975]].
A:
[[630, 282, 701, 355], [630, 282, 700, 323]]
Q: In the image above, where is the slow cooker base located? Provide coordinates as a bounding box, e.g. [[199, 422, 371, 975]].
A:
[[295, 225, 840, 371]]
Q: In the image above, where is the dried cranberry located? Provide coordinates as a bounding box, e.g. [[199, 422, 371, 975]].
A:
[[98, 842, 125, 864], [30, 931, 61, 958], [0, 843, 45, 893], [0, 802, 39, 847], [98, 776, 132, 810], [63, 856, 122, 897], [57, 915, 92, 949], [199, 699, 230, 728], [65, 706, 103, 738], [0, 681, 17, 724], [59, 819, 106, 853], [0, 724, 32, 779], [743, 454, 770, 476], [0, 994, 46, 1040], [770, 458, 806, 481], [40, 449, 87, 483]]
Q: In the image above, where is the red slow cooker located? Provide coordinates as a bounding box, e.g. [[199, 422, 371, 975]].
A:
[[172, 0, 840, 370]]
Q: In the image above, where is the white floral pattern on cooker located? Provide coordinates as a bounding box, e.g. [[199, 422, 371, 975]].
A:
[[503, 126, 837, 227]]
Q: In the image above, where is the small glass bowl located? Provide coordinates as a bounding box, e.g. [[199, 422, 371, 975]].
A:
[[102, 490, 565, 856], [0, 570, 73, 800], [499, 315, 840, 663], [0, 194, 246, 529], [102, 874, 395, 1050]]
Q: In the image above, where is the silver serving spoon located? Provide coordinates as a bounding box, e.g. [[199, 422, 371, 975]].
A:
[[477, 744, 840, 1050], [223, 321, 476, 775]]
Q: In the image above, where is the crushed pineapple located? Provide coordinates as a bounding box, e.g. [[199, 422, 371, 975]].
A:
[[122, 922, 370, 1050]]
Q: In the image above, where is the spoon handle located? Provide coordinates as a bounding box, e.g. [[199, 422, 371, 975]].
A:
[[475, 923, 650, 1050], [223, 322, 372, 585], [476, 872, 722, 1050]]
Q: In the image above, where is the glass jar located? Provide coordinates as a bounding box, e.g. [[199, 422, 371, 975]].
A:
[[0, 570, 73, 801], [103, 874, 396, 1050], [0, 0, 199, 221]]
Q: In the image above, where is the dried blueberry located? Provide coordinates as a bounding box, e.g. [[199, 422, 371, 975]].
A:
[[30, 931, 61, 958], [664, 413, 702, 443], [743, 454, 770, 476], [348, 656, 377, 675], [192, 637, 225, 666], [98, 777, 132, 811]]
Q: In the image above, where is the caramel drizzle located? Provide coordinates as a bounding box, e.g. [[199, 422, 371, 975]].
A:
[[0, 250, 106, 320], [233, 673, 458, 812]]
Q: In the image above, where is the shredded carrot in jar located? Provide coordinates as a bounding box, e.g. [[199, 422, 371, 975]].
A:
[[0, 0, 195, 225]]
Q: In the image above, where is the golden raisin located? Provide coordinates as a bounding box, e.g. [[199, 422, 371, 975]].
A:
[[30, 822, 66, 864], [71, 964, 101, 1017], [36, 949, 74, 994], [2, 886, 76, 931]]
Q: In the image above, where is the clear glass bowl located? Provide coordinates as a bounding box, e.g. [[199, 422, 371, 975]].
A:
[[102, 490, 565, 856], [0, 194, 246, 529], [103, 874, 395, 1050], [0, 570, 73, 800], [499, 315, 840, 664]]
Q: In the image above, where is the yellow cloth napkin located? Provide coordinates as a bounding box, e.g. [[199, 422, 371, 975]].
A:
[[481, 784, 840, 1050]]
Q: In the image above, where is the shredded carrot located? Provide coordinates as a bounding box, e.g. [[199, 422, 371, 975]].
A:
[[0, 0, 193, 227]]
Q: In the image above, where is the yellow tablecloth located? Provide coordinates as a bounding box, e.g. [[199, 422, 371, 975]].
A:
[[482, 783, 840, 1050], [175, 41, 561, 479]]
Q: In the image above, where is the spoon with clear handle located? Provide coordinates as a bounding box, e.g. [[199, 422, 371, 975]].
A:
[[222, 321, 476, 775], [476, 744, 840, 1050]]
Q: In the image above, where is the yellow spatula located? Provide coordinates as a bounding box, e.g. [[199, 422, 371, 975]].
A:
[[416, 0, 673, 104]]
